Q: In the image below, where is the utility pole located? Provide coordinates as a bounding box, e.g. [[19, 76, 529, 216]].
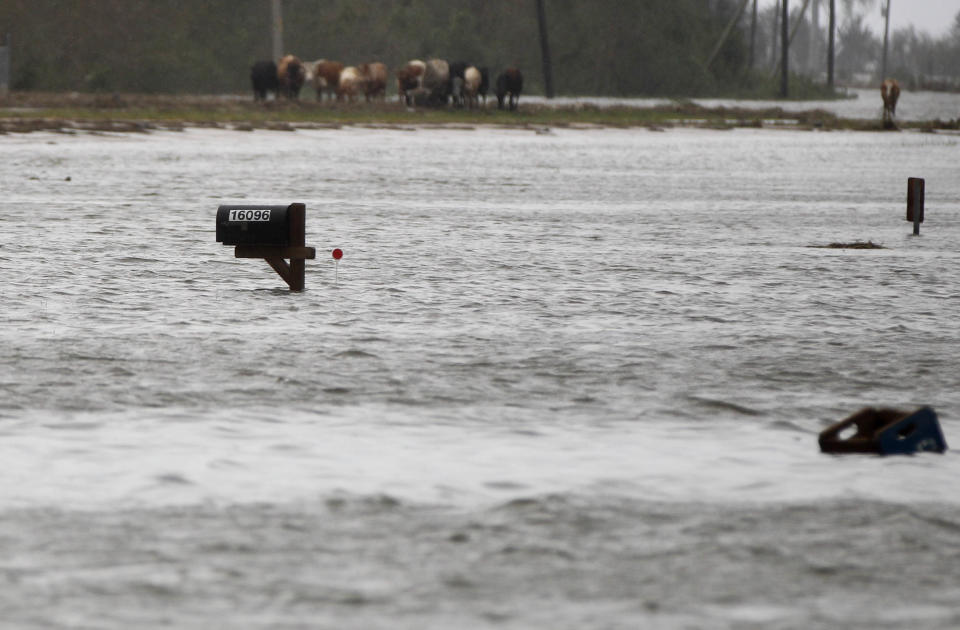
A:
[[271, 0, 283, 60], [827, 0, 835, 88], [772, 1, 781, 70], [770, 0, 812, 79], [535, 0, 554, 98], [807, 0, 820, 75], [781, 0, 789, 97], [809, 0, 820, 75], [0, 33, 9, 95], [881, 0, 891, 79], [706, 0, 750, 70]]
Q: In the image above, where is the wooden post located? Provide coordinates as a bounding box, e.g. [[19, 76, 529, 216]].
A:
[[827, 0, 835, 88], [907, 177, 924, 236], [271, 0, 283, 61], [780, 0, 789, 97], [706, 0, 751, 70], [771, 1, 780, 70], [535, 0, 554, 98], [768, 0, 812, 79], [881, 0, 891, 81], [0, 33, 10, 95], [287, 202, 306, 291], [809, 0, 819, 75]]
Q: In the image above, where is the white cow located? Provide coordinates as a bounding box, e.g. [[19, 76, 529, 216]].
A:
[[337, 66, 362, 102], [463, 66, 482, 109]]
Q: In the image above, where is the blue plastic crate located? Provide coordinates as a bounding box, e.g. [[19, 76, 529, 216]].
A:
[[876, 406, 947, 455]]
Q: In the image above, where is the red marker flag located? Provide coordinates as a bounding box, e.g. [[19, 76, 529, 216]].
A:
[[332, 248, 343, 260]]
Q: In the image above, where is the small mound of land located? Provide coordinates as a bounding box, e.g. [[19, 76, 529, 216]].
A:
[[808, 241, 886, 249], [0, 91, 957, 134]]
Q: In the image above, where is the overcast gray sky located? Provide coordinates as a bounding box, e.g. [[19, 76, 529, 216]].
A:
[[760, 0, 960, 38]]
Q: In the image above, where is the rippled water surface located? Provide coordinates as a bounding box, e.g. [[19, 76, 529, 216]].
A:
[[2, 125, 960, 628]]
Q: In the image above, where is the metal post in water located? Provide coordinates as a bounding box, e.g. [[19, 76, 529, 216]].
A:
[[332, 248, 343, 285], [907, 177, 924, 236]]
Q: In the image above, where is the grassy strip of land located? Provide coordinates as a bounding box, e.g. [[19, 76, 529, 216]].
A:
[[0, 92, 957, 134]]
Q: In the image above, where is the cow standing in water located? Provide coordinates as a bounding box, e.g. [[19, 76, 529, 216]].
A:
[[881, 79, 900, 129], [495, 68, 523, 111]]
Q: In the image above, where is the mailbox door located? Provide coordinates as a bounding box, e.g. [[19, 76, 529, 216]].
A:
[[216, 205, 290, 245]]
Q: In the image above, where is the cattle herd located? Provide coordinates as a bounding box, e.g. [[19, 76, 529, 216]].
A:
[[251, 55, 524, 110]]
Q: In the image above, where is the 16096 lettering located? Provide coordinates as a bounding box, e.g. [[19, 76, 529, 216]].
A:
[[228, 209, 272, 222]]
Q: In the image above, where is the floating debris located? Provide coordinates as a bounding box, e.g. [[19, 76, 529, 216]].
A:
[[819, 406, 947, 455], [808, 241, 885, 249]]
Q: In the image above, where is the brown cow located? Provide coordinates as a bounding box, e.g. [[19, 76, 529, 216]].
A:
[[359, 62, 388, 101], [308, 59, 344, 101], [881, 78, 900, 129], [396, 60, 426, 105], [277, 54, 306, 100]]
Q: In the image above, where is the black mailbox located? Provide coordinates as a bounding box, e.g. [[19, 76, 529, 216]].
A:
[[216, 204, 291, 246], [216, 202, 315, 292]]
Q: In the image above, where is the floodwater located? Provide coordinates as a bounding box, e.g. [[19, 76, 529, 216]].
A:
[[529, 87, 960, 122], [2, 122, 960, 628]]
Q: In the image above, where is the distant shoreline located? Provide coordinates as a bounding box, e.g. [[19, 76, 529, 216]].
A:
[[1, 91, 957, 134]]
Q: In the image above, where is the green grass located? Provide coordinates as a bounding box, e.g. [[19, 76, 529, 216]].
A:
[[0, 101, 828, 129]]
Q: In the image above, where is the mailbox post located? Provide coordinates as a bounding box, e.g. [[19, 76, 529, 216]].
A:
[[907, 177, 924, 236], [216, 202, 316, 291]]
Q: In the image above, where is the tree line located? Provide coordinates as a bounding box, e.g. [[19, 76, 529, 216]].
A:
[[0, 0, 956, 97], [751, 0, 960, 91]]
